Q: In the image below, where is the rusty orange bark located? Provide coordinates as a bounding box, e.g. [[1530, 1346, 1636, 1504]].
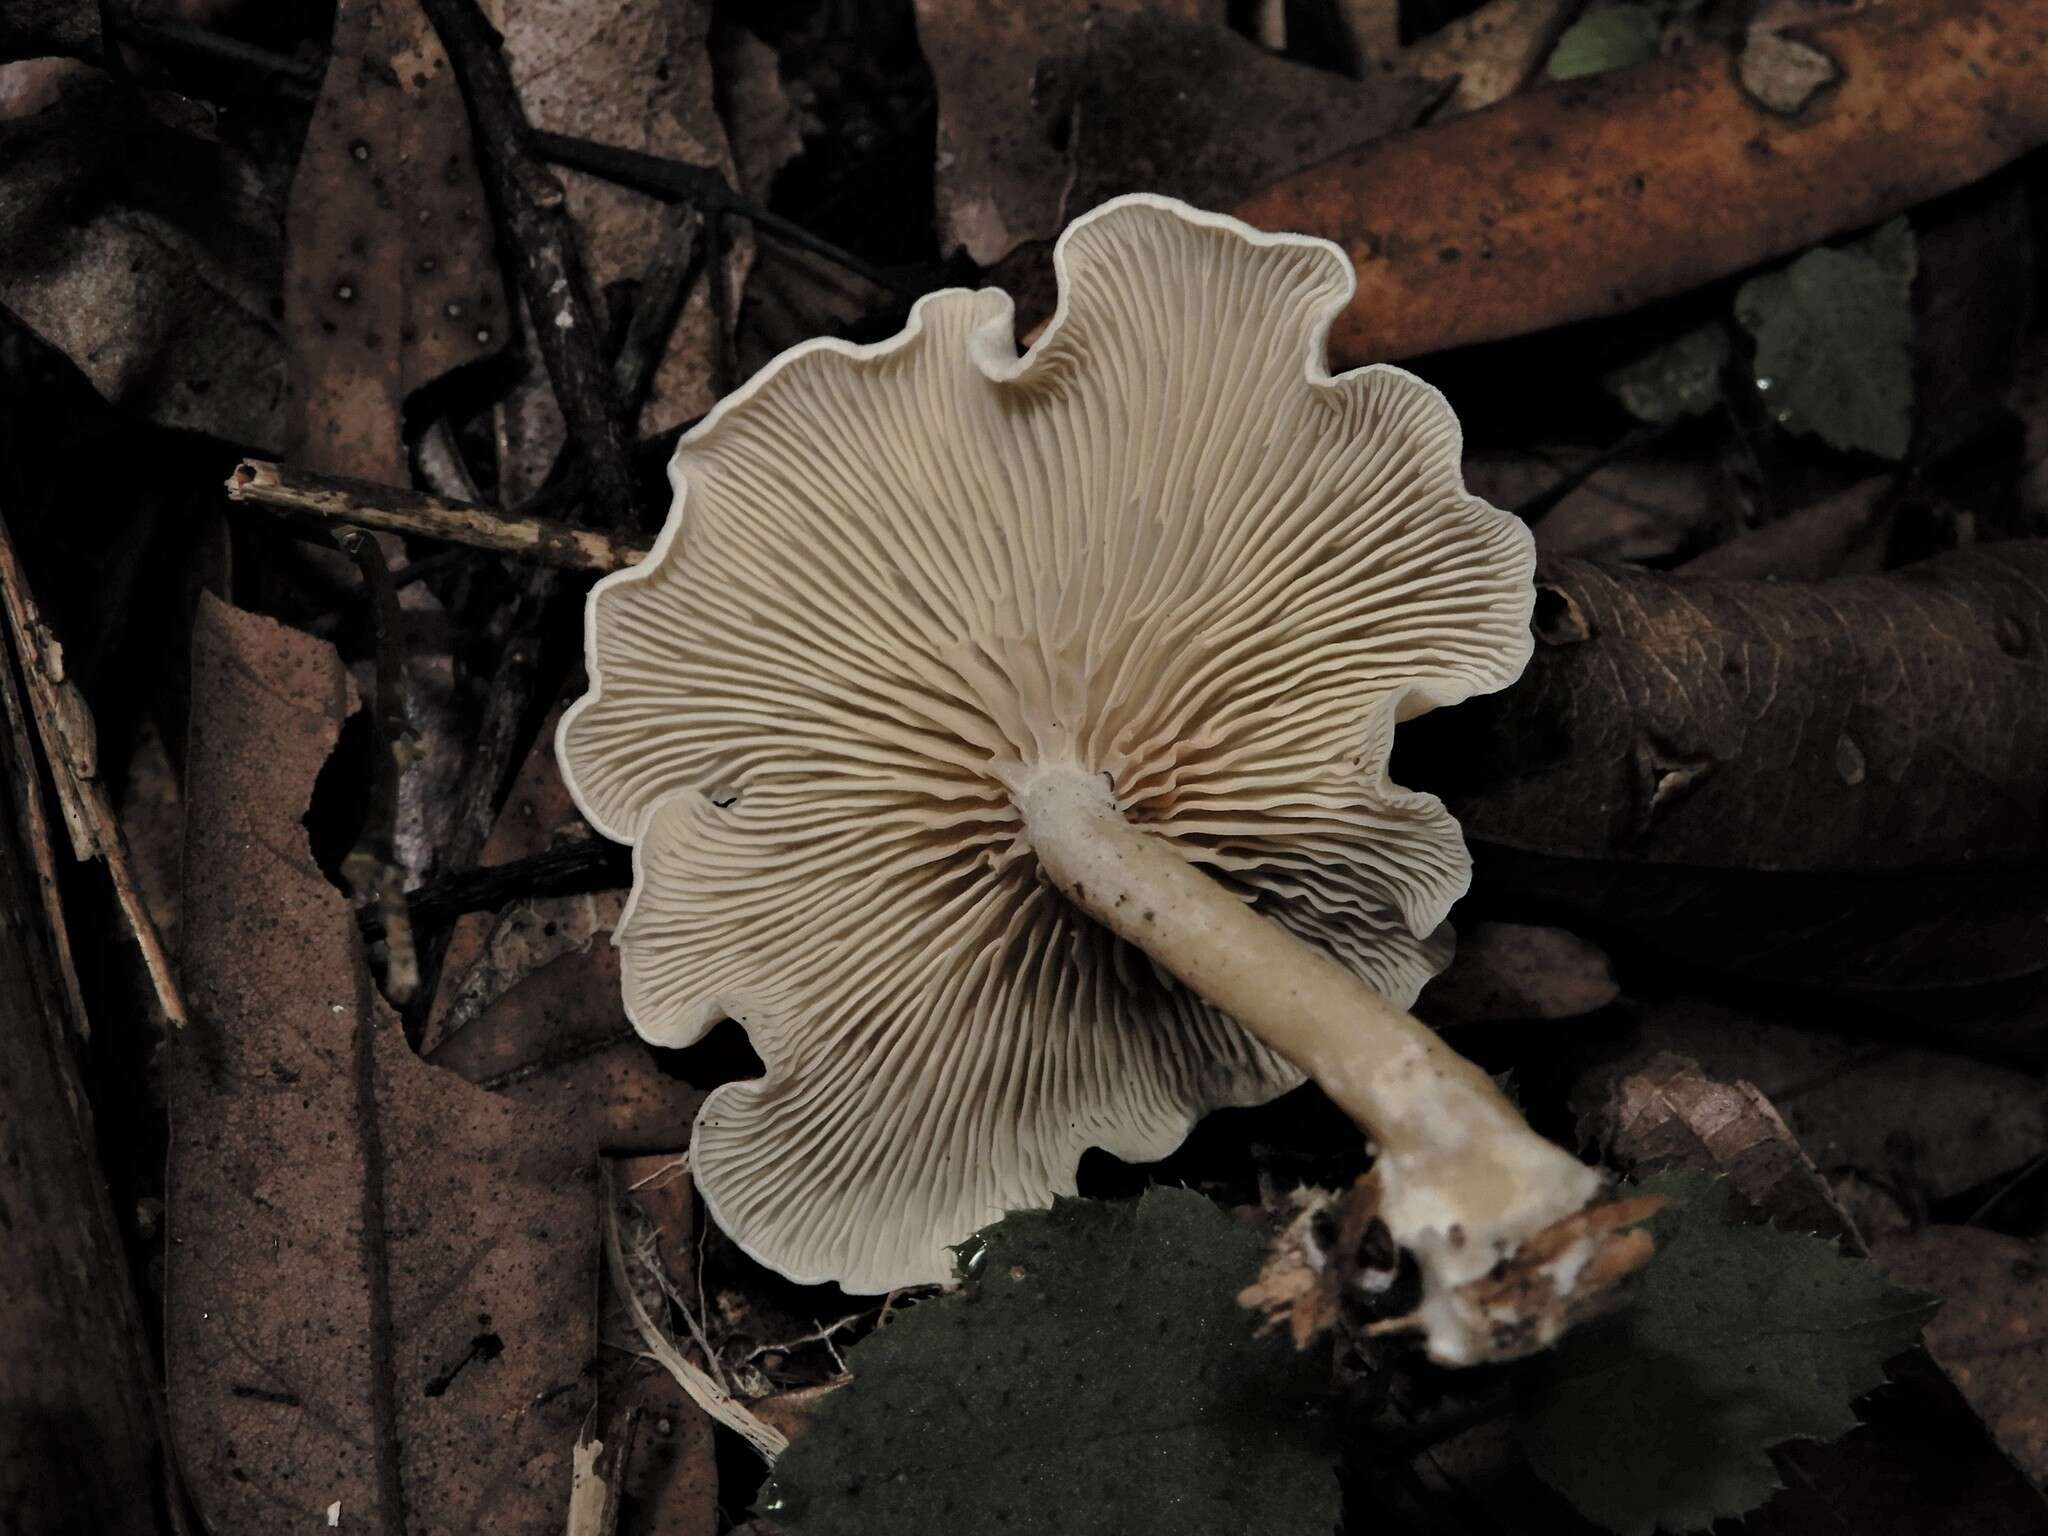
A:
[[1235, 0, 2048, 364]]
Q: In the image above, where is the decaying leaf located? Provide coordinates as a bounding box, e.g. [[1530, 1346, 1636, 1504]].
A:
[[422, 701, 700, 1151], [1677, 475, 1893, 580], [283, 0, 506, 479], [1387, 0, 1582, 117], [0, 62, 284, 446], [1545, 4, 1664, 80], [1516, 1170, 1937, 1536], [1736, 217, 1916, 460], [169, 596, 596, 1533], [1405, 547, 2048, 990], [915, 0, 1436, 270], [1602, 323, 1730, 424], [484, 0, 742, 439], [1465, 446, 1725, 565], [1875, 1225, 2048, 1483], [1419, 920, 1620, 1026], [1235, 0, 2048, 365], [713, 18, 804, 205], [1579, 1052, 1858, 1244], [1617, 996, 2048, 1215], [762, 1190, 1340, 1536]]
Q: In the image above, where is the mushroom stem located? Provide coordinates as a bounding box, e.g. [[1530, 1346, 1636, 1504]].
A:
[[1017, 766, 1606, 1363]]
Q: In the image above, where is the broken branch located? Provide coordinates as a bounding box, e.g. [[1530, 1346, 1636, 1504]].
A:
[[0, 505, 186, 1028], [415, 0, 642, 531], [228, 460, 649, 573], [1235, 0, 2048, 363]]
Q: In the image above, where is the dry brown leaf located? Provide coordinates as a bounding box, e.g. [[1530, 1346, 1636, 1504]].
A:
[[1236, 0, 2048, 365], [1341, 0, 1578, 116], [425, 702, 700, 1152], [1875, 1225, 2048, 1483], [0, 63, 284, 446], [1678, 476, 1894, 580], [1635, 998, 2048, 1213], [714, 18, 804, 205], [283, 0, 506, 480], [1463, 445, 1729, 566], [1579, 1050, 1859, 1244], [484, 0, 742, 444], [915, 0, 1437, 270], [1418, 919, 1619, 1026], [169, 596, 596, 1533]]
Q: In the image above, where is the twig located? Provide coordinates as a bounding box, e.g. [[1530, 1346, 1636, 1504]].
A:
[[615, 208, 707, 413], [1511, 423, 1669, 524], [363, 836, 630, 942], [532, 130, 925, 299], [332, 528, 422, 1003], [0, 628, 89, 1037], [110, 13, 323, 96], [0, 506, 186, 1029], [408, 207, 701, 1026], [416, 0, 642, 533], [229, 460, 650, 573], [601, 1167, 789, 1463]]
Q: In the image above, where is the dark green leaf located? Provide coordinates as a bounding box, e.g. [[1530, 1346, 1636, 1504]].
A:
[[1602, 324, 1730, 424], [1735, 218, 1917, 459], [1515, 1171, 1937, 1536], [760, 1190, 1339, 1536]]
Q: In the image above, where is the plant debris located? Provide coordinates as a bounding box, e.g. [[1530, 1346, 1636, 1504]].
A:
[[169, 596, 597, 1532], [4, 2, 2046, 1532]]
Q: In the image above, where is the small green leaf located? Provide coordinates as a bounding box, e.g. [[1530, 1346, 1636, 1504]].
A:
[[1547, 7, 1663, 80], [1516, 1171, 1937, 1536], [761, 1190, 1338, 1536], [1735, 217, 1917, 459], [1602, 324, 1730, 424]]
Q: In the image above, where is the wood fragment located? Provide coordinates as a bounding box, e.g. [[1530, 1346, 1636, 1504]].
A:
[[368, 836, 631, 940], [1235, 0, 2048, 364], [229, 460, 650, 573], [0, 504, 186, 1027], [0, 642, 172, 1536], [0, 616, 88, 1033]]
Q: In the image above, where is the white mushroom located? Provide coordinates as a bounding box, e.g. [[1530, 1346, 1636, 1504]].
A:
[[559, 194, 1610, 1364]]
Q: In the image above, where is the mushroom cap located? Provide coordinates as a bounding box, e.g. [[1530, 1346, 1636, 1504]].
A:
[[558, 194, 1535, 1292]]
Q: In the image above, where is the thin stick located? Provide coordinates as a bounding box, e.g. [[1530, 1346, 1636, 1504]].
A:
[[0, 507, 186, 1029], [111, 13, 323, 95], [363, 835, 630, 943], [408, 209, 702, 1027], [333, 529, 422, 1002], [229, 461, 650, 574], [0, 638, 89, 1035], [531, 130, 923, 299], [416, 0, 642, 533]]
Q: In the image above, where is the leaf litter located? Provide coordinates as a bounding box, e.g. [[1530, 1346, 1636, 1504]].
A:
[[3, 3, 2046, 1535]]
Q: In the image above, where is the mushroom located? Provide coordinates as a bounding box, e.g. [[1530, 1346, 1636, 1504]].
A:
[[560, 194, 1623, 1364]]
